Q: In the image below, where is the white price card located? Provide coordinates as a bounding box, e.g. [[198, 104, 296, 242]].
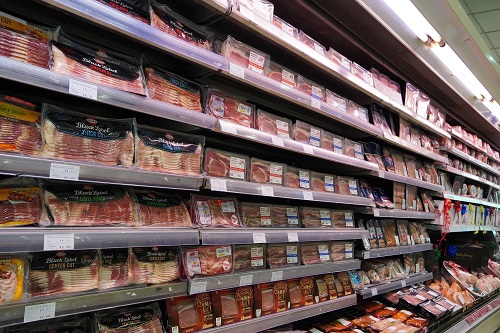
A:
[[271, 270, 283, 282], [69, 79, 97, 100], [303, 191, 314, 200], [261, 186, 274, 197], [364, 251, 370, 259], [401, 280, 407, 287], [311, 98, 321, 109], [24, 303, 56, 323], [229, 63, 245, 79], [238, 5, 255, 21], [287, 232, 298, 242], [303, 145, 314, 155], [219, 121, 237, 135], [43, 234, 75, 251], [189, 281, 207, 294], [239, 275, 254, 286], [49, 163, 80, 181], [210, 178, 227, 192], [371, 288, 378, 297], [271, 136, 284, 147], [253, 232, 266, 243]]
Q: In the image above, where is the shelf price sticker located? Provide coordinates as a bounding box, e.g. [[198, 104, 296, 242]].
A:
[[210, 178, 227, 192], [24, 302, 56, 323], [189, 281, 207, 294], [253, 232, 266, 243], [219, 121, 237, 135], [401, 279, 406, 288], [311, 97, 321, 110], [271, 136, 284, 147], [69, 79, 97, 100], [287, 232, 298, 242], [43, 234, 75, 251], [303, 145, 314, 155], [371, 288, 378, 297], [49, 163, 80, 181], [229, 63, 245, 79], [271, 270, 283, 282], [261, 186, 274, 197], [239, 275, 254, 286], [303, 191, 314, 201]]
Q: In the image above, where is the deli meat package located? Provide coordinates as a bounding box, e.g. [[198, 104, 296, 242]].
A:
[[28, 250, 98, 297], [0, 11, 52, 69], [321, 131, 344, 155], [130, 189, 192, 227], [145, 66, 202, 112], [237, 0, 274, 21], [315, 274, 337, 302], [331, 210, 354, 228], [0, 95, 42, 156], [0, 178, 42, 227], [250, 158, 285, 185], [267, 243, 299, 268], [136, 126, 204, 176], [298, 31, 326, 56], [254, 281, 289, 316], [98, 248, 129, 290], [51, 31, 146, 95], [336, 176, 359, 196], [300, 242, 330, 265], [285, 166, 310, 189], [265, 62, 297, 89], [130, 246, 179, 285], [205, 148, 249, 181], [183, 245, 233, 278], [256, 109, 292, 139], [212, 286, 254, 326], [233, 244, 265, 271], [166, 293, 214, 333], [327, 48, 352, 71], [150, 1, 213, 50], [310, 172, 335, 193], [330, 241, 354, 262], [96, 0, 150, 23], [293, 120, 322, 147], [296, 76, 325, 105], [42, 182, 137, 227], [0, 256, 26, 304], [42, 105, 135, 167], [240, 202, 273, 227], [272, 15, 299, 38], [190, 195, 241, 228], [288, 277, 314, 308], [221, 35, 270, 75], [9, 317, 93, 333], [300, 207, 332, 228], [205, 90, 255, 127], [95, 302, 165, 333]]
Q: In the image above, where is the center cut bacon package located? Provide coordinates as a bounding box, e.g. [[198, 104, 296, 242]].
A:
[[129, 246, 180, 285], [95, 302, 165, 333], [0, 178, 42, 227], [190, 195, 241, 228], [205, 90, 255, 128], [8, 316, 93, 333], [182, 245, 233, 279], [98, 248, 129, 290], [204, 148, 249, 181], [96, 0, 151, 23]]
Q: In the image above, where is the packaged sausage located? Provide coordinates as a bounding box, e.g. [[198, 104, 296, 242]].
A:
[[98, 248, 129, 290], [331, 210, 354, 228], [205, 90, 255, 127], [285, 166, 310, 190], [254, 281, 289, 317], [327, 48, 352, 71], [347, 100, 369, 122], [190, 195, 241, 228], [300, 242, 331, 265], [296, 76, 325, 103], [330, 241, 353, 261], [298, 31, 326, 56], [250, 158, 286, 185], [267, 243, 299, 268], [300, 207, 331, 228], [315, 274, 337, 303], [388, 260, 406, 279], [321, 131, 344, 154], [381, 219, 398, 247], [221, 35, 270, 74], [336, 176, 359, 196], [265, 62, 297, 89], [233, 244, 265, 271], [256, 109, 292, 138], [182, 245, 233, 278], [0, 256, 26, 303], [288, 277, 315, 308], [240, 202, 273, 227], [166, 293, 214, 333], [271, 205, 300, 227], [212, 286, 254, 326]]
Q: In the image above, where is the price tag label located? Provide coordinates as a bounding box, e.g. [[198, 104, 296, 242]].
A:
[[253, 232, 266, 243], [238, 5, 255, 21], [371, 288, 378, 297], [69, 79, 97, 100], [229, 63, 245, 79], [271, 270, 283, 282], [210, 179, 227, 192], [311, 98, 321, 109], [401, 280, 407, 287], [49, 163, 80, 181], [271, 136, 284, 147], [24, 303, 56, 323], [44, 234, 75, 251], [287, 232, 298, 242], [239, 275, 254, 286], [303, 191, 314, 200], [189, 281, 207, 294], [364, 251, 370, 259], [261, 186, 274, 196], [303, 145, 314, 155], [219, 121, 237, 135]]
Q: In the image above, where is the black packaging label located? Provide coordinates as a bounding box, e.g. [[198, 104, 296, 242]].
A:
[[152, 5, 208, 45], [101, 248, 129, 266], [30, 250, 97, 270], [98, 0, 150, 21], [134, 189, 183, 207], [132, 246, 178, 262], [98, 309, 155, 329], [137, 127, 201, 153], [45, 183, 125, 202]]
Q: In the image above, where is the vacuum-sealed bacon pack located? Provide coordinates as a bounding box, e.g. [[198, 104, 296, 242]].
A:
[[204, 148, 249, 181], [98, 248, 129, 290], [129, 246, 180, 285], [190, 195, 241, 228], [95, 302, 165, 333], [166, 293, 215, 333], [221, 35, 270, 74], [182, 245, 233, 278], [233, 244, 266, 271], [0, 178, 42, 227], [205, 90, 255, 128]]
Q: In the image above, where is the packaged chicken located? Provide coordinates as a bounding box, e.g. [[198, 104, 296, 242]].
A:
[[310, 172, 336, 193], [166, 293, 214, 333], [336, 176, 359, 196], [250, 158, 286, 185], [331, 210, 354, 228], [212, 286, 254, 326], [321, 131, 344, 154], [204, 148, 249, 181], [233, 244, 265, 271], [267, 243, 299, 268], [272, 15, 299, 37], [393, 182, 406, 210], [330, 241, 353, 261], [300, 207, 332, 228], [298, 31, 326, 56], [347, 100, 369, 122], [221, 35, 270, 74], [381, 219, 398, 247], [240, 202, 273, 227], [351, 62, 374, 86], [265, 61, 297, 89], [300, 242, 330, 265], [183, 245, 232, 278], [190, 195, 241, 228], [271, 205, 300, 227], [256, 109, 292, 138], [296, 75, 325, 103], [285, 166, 310, 190], [0, 256, 25, 304], [205, 90, 255, 127], [327, 48, 352, 71]]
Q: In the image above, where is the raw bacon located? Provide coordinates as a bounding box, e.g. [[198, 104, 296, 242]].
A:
[[221, 35, 270, 75], [95, 302, 165, 333], [190, 195, 241, 227], [183, 245, 233, 278], [204, 148, 249, 180], [96, 0, 151, 24], [240, 202, 272, 227], [0, 257, 25, 304], [98, 248, 129, 290], [205, 90, 255, 128], [132, 189, 192, 227], [129, 247, 179, 285], [0, 185, 41, 227], [233, 244, 265, 271]]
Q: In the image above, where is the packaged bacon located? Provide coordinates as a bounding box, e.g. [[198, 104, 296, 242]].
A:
[[300, 242, 331, 265], [331, 210, 354, 228], [221, 35, 270, 74], [370, 105, 392, 134], [0, 95, 42, 156], [265, 61, 297, 89], [9, 317, 93, 333], [98, 248, 129, 290], [28, 250, 99, 297], [330, 241, 353, 261], [183, 245, 232, 278], [300, 207, 331, 228], [347, 100, 369, 122], [288, 277, 314, 308], [250, 158, 285, 185], [336, 176, 359, 196], [397, 220, 410, 246], [256, 109, 292, 139], [393, 182, 406, 210], [405, 185, 418, 211], [233, 244, 265, 271], [416, 92, 430, 119], [166, 293, 214, 333], [96, 302, 165, 333], [190, 195, 241, 228], [405, 83, 419, 113], [205, 90, 255, 128], [285, 166, 310, 189], [42, 105, 135, 167], [405, 317, 429, 329], [0, 256, 26, 304], [205, 148, 249, 181], [42, 182, 137, 227], [240, 202, 273, 227], [310, 172, 336, 193], [399, 118, 411, 142], [298, 31, 326, 56], [351, 62, 373, 86], [325, 89, 348, 112], [271, 205, 300, 227], [96, 0, 150, 23], [344, 139, 364, 160], [272, 15, 299, 37], [212, 286, 254, 326], [129, 246, 179, 285], [293, 120, 322, 147], [237, 0, 274, 21], [327, 48, 352, 71], [254, 281, 289, 316], [0, 178, 42, 227], [267, 243, 299, 268], [296, 75, 325, 103], [404, 155, 417, 179]]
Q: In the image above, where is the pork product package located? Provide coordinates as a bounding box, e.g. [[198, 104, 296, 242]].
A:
[[98, 248, 129, 290], [351, 62, 374, 86], [325, 89, 348, 112], [136, 125, 204, 175], [333, 273, 345, 297], [96, 0, 150, 23], [287, 277, 314, 308], [285, 166, 310, 189], [330, 241, 354, 261], [212, 286, 253, 326], [352, 315, 380, 330], [392, 150, 407, 176], [150, 1, 213, 50], [397, 220, 410, 246], [28, 250, 99, 297], [337, 271, 353, 295], [233, 244, 265, 271], [405, 185, 418, 211], [372, 306, 398, 319], [265, 61, 297, 89], [0, 11, 52, 69], [42, 182, 137, 227], [393, 182, 406, 210], [300, 207, 331, 228], [297, 31, 326, 56], [51, 30, 146, 95], [344, 138, 364, 160], [366, 220, 379, 249], [0, 178, 42, 227], [374, 220, 387, 247], [404, 155, 418, 179], [129, 246, 179, 284], [205, 90, 255, 127], [0, 256, 26, 304], [204, 148, 249, 181], [358, 270, 372, 285], [399, 118, 411, 142], [315, 274, 337, 302], [316, 318, 354, 332], [419, 300, 448, 321], [254, 281, 289, 316], [8, 316, 93, 333], [416, 92, 430, 119], [237, 0, 274, 21], [293, 120, 322, 147], [310, 172, 335, 193], [300, 242, 331, 265], [0, 95, 42, 156], [321, 131, 344, 155], [405, 83, 419, 113], [347, 100, 369, 122], [327, 48, 352, 71], [271, 205, 300, 227], [42, 105, 135, 167], [372, 187, 394, 209], [256, 109, 292, 138], [166, 293, 214, 333], [190, 195, 241, 228], [250, 158, 285, 185], [131, 189, 192, 227], [95, 302, 165, 333], [272, 15, 299, 38], [348, 270, 365, 291], [221, 35, 270, 74], [331, 210, 354, 228], [296, 75, 325, 104], [183, 245, 232, 278], [370, 106, 392, 134], [266, 243, 299, 268], [240, 202, 273, 227], [145, 66, 202, 112], [410, 127, 421, 147], [336, 176, 359, 196]]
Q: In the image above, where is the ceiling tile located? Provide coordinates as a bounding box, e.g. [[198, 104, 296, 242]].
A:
[[487, 31, 500, 48], [474, 9, 500, 32], [464, 0, 500, 13]]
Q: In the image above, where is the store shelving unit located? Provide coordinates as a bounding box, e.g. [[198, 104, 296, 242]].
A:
[[355, 243, 433, 259], [354, 207, 439, 220], [425, 224, 500, 232], [443, 194, 500, 209], [450, 129, 500, 165], [359, 272, 433, 299], [438, 165, 500, 191], [441, 146, 500, 177]]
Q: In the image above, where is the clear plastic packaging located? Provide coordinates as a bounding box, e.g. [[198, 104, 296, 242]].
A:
[[221, 35, 270, 74], [321, 131, 344, 154], [9, 317, 93, 333], [95, 302, 165, 333], [250, 158, 286, 185], [351, 62, 373, 86], [399, 118, 411, 142], [237, 0, 274, 21], [331, 210, 354, 228], [370, 105, 392, 134], [285, 166, 310, 190], [404, 155, 418, 179], [405, 83, 419, 113], [300, 207, 332, 228], [373, 188, 395, 209], [272, 15, 299, 37], [271, 205, 300, 227], [416, 92, 430, 119], [233, 244, 266, 271], [397, 220, 410, 246], [204, 148, 249, 181], [336, 176, 359, 196], [98, 248, 129, 290], [267, 243, 300, 268], [406, 185, 418, 211], [129, 246, 179, 284], [366, 220, 378, 249], [310, 171, 335, 193], [327, 48, 351, 71], [344, 138, 364, 160], [381, 219, 398, 247], [183, 245, 232, 278], [96, 0, 150, 23], [298, 31, 326, 56], [0, 178, 42, 227], [205, 90, 255, 127], [42, 104, 135, 167], [190, 194, 241, 228], [427, 101, 439, 124], [374, 220, 386, 248], [393, 182, 406, 210], [410, 127, 421, 147], [325, 89, 348, 112], [136, 125, 204, 175], [347, 100, 369, 122], [240, 202, 273, 227], [330, 241, 354, 261], [166, 293, 214, 333], [293, 120, 322, 147], [300, 242, 331, 265], [265, 61, 297, 89], [0, 256, 26, 304], [392, 150, 407, 176]]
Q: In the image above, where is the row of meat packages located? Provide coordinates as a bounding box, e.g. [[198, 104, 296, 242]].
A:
[[361, 219, 430, 250]]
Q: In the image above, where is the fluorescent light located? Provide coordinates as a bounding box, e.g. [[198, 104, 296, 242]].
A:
[[383, 0, 442, 43], [483, 99, 500, 118]]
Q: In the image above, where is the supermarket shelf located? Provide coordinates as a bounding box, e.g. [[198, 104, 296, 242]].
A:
[[496, 237, 500, 243], [216, 120, 379, 171], [359, 272, 433, 299], [425, 224, 500, 232], [443, 193, 500, 209], [355, 243, 433, 259], [0, 228, 200, 253], [206, 177, 376, 207], [354, 207, 439, 220], [0, 153, 204, 190], [200, 228, 369, 245], [202, 294, 357, 333], [443, 147, 500, 177], [0, 281, 187, 328], [362, 170, 444, 192], [383, 132, 449, 163], [188, 260, 361, 294], [437, 165, 500, 190], [0, 58, 217, 130], [450, 129, 500, 165]]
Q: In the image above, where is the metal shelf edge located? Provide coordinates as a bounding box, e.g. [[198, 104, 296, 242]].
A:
[[355, 243, 433, 259], [446, 147, 500, 177], [443, 194, 500, 209], [360, 272, 433, 298], [439, 165, 500, 190]]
